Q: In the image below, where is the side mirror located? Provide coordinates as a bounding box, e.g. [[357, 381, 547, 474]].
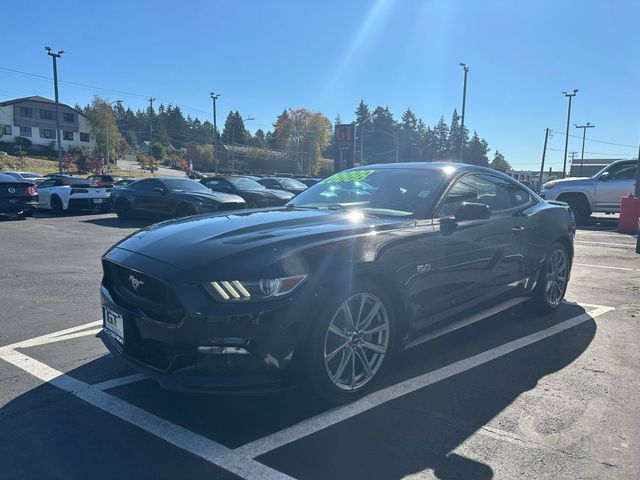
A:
[[454, 202, 491, 221], [599, 171, 610, 181], [152, 187, 165, 194]]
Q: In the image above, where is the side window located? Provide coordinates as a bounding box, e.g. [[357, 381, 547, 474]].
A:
[[608, 163, 637, 180], [132, 179, 161, 191], [438, 174, 533, 217], [204, 179, 225, 191], [39, 180, 55, 189]]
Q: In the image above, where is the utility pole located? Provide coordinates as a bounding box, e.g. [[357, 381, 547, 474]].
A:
[[148, 97, 155, 148], [561, 89, 578, 178], [575, 122, 595, 176], [459, 63, 469, 162], [538, 128, 550, 192], [210, 93, 220, 174], [45, 47, 64, 173]]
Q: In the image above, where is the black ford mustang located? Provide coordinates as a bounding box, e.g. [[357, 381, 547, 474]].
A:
[[100, 163, 575, 402], [0, 173, 38, 217], [112, 177, 246, 219]]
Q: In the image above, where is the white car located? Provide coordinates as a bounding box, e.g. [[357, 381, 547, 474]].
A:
[[1, 171, 47, 185], [37, 176, 112, 213]]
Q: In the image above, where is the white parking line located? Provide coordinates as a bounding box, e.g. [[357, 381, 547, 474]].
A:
[[93, 373, 148, 391], [0, 347, 292, 480], [574, 263, 640, 273], [575, 240, 636, 248], [234, 304, 614, 459], [3, 320, 102, 350]]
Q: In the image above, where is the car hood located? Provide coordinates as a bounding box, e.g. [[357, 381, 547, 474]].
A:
[[241, 188, 293, 200], [175, 191, 244, 203], [108, 208, 407, 275], [546, 177, 594, 187]]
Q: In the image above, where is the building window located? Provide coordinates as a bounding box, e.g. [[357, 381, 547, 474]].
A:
[[39, 110, 56, 120], [79, 132, 90, 142], [20, 126, 32, 137], [39, 128, 56, 139], [19, 107, 33, 118], [63, 131, 74, 141], [63, 112, 75, 122], [2, 125, 11, 135]]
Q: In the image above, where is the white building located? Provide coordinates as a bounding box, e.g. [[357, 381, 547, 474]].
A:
[[0, 96, 95, 151]]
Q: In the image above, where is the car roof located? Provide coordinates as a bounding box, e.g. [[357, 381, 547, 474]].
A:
[[0, 173, 27, 182]]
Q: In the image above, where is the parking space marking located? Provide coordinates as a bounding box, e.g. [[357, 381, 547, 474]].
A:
[[574, 263, 640, 273], [4, 320, 102, 350], [575, 240, 636, 248], [93, 373, 147, 391], [235, 304, 614, 459], [0, 347, 293, 480]]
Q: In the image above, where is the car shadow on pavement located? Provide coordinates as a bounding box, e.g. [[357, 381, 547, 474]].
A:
[[82, 216, 154, 229], [0, 303, 596, 479]]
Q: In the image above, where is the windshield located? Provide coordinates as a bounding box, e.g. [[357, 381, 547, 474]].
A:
[[163, 179, 211, 193], [228, 177, 266, 189], [19, 173, 41, 179], [279, 178, 307, 189], [289, 168, 445, 216]]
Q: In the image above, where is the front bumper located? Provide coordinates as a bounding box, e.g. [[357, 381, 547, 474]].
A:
[[99, 262, 316, 393]]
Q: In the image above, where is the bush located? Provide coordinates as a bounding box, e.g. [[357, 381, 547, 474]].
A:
[[151, 142, 166, 161]]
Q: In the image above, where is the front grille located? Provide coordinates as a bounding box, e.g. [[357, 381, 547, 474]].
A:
[[103, 260, 185, 324]]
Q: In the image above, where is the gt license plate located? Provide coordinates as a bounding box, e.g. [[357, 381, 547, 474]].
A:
[[103, 305, 124, 344], [93, 198, 104, 204]]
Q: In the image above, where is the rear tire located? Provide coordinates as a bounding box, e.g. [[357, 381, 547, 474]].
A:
[[115, 199, 133, 219], [304, 280, 396, 404], [530, 242, 570, 313], [559, 194, 590, 225], [50, 195, 64, 215]]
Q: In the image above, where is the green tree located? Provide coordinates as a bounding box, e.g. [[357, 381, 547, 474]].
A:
[[467, 131, 490, 166], [433, 116, 450, 160], [272, 110, 292, 149], [369, 106, 397, 164], [222, 111, 247, 145], [399, 108, 419, 161], [85, 96, 128, 166], [151, 142, 166, 161], [489, 150, 511, 171]]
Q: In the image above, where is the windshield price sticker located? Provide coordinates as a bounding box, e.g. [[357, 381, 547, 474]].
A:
[[321, 170, 376, 184]]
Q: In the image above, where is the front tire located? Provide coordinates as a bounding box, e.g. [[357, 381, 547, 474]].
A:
[[530, 242, 570, 313], [559, 194, 590, 225], [115, 199, 133, 219], [304, 281, 396, 403]]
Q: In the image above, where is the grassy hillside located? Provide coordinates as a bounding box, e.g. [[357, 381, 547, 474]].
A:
[[0, 154, 148, 178]]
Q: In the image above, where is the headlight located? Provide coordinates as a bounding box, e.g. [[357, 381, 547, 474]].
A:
[[541, 181, 556, 189], [205, 275, 308, 302]]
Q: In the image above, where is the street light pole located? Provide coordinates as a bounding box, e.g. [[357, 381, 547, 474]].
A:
[[561, 89, 578, 178], [105, 100, 122, 173], [575, 122, 595, 176], [459, 63, 469, 162], [210, 93, 220, 174], [45, 47, 64, 173]]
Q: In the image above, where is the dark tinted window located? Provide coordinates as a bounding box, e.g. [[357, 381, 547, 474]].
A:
[[439, 173, 533, 216], [227, 177, 265, 189], [132, 179, 163, 191], [163, 178, 210, 192], [607, 162, 637, 180]]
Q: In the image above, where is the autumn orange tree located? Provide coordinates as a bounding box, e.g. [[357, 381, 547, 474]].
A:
[[272, 108, 330, 174]]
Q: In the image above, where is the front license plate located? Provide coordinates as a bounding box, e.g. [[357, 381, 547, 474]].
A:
[[103, 305, 124, 344], [93, 198, 104, 204]]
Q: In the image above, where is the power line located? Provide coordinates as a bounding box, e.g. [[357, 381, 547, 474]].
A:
[[549, 129, 636, 149]]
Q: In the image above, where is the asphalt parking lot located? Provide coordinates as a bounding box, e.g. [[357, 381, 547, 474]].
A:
[[1, 211, 639, 479]]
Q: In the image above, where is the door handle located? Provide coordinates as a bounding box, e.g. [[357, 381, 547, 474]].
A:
[[512, 225, 526, 231]]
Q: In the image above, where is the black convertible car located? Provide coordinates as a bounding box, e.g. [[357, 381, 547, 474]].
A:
[[100, 163, 575, 402], [112, 177, 246, 219]]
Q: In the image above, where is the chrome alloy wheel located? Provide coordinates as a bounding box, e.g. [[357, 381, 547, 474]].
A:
[[545, 249, 568, 307], [323, 293, 390, 391]]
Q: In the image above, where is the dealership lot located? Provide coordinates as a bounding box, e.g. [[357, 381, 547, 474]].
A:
[[1, 212, 639, 479]]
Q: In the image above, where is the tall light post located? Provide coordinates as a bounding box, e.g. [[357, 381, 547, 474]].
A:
[[231, 116, 254, 174], [458, 63, 469, 162], [561, 89, 578, 178], [45, 46, 64, 173], [574, 122, 595, 177], [210, 93, 220, 174], [105, 100, 122, 173]]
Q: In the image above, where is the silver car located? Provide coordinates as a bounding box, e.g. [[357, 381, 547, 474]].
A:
[[540, 159, 638, 223]]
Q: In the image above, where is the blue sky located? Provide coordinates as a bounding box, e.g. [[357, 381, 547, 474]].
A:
[[1, 0, 638, 170]]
